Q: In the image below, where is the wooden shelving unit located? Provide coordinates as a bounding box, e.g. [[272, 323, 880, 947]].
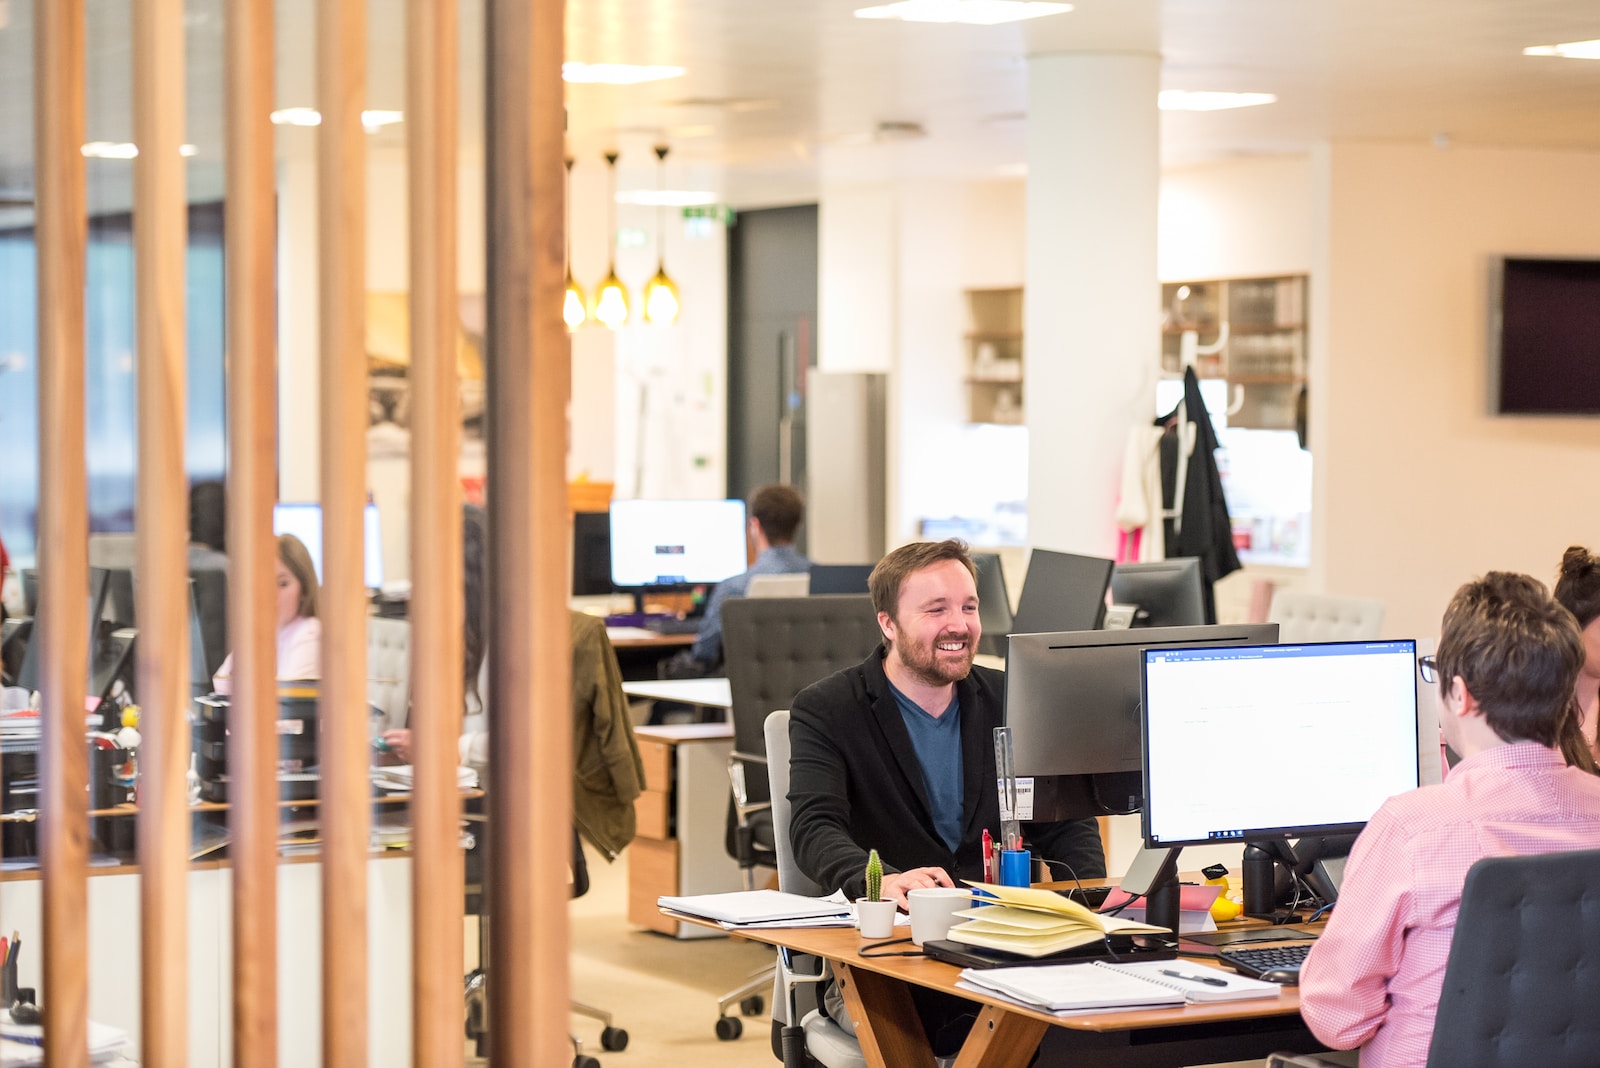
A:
[[1160, 275, 1307, 432], [964, 288, 1025, 425]]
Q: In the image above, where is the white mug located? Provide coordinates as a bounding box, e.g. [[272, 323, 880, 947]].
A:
[[907, 887, 973, 946]]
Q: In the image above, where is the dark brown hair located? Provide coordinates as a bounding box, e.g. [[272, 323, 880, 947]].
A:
[[749, 484, 804, 545], [276, 534, 320, 619], [1554, 545, 1600, 628], [867, 539, 978, 621], [1436, 571, 1584, 747]]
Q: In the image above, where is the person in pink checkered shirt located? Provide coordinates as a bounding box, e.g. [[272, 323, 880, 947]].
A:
[[1299, 571, 1600, 1068]]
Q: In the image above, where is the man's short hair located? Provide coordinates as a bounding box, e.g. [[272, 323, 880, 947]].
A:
[[867, 539, 978, 622], [749, 484, 804, 544], [1436, 570, 1584, 747]]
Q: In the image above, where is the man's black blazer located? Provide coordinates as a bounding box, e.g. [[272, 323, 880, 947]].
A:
[[788, 646, 1105, 900]]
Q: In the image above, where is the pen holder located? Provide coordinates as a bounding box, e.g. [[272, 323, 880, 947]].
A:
[[998, 848, 1031, 888]]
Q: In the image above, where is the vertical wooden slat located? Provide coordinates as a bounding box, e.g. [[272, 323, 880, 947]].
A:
[[224, 1, 280, 1064], [133, 0, 191, 1060], [34, 2, 91, 1064], [407, 0, 466, 1062], [318, 0, 370, 1063], [486, 0, 571, 1063]]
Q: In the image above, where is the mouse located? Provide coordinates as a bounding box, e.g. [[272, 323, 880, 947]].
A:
[[1258, 968, 1300, 986]]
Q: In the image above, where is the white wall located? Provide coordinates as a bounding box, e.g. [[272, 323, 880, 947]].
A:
[[1320, 141, 1600, 639]]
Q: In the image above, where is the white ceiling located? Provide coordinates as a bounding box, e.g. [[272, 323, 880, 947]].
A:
[[0, 0, 1597, 212]]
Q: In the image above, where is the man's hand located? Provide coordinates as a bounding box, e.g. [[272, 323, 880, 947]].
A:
[[879, 867, 955, 909]]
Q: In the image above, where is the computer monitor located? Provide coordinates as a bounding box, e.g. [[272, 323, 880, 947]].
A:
[[15, 566, 123, 703], [972, 552, 1013, 658], [1141, 639, 1420, 849], [103, 567, 137, 629], [1011, 549, 1115, 634], [20, 568, 38, 616], [272, 501, 385, 590], [808, 564, 876, 596], [607, 499, 748, 592], [1003, 623, 1279, 821], [572, 511, 614, 597], [1110, 558, 1205, 628]]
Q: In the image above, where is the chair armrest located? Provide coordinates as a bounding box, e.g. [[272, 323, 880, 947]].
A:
[[1265, 1054, 1351, 1068], [727, 750, 769, 813]]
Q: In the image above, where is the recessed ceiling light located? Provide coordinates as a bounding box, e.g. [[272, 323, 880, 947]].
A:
[[615, 190, 718, 207], [269, 108, 406, 129], [562, 63, 686, 85], [1524, 39, 1600, 60], [81, 142, 199, 159], [854, 0, 1072, 25], [1158, 91, 1277, 111]]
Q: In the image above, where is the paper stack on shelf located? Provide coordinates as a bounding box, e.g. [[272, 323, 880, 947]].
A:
[[370, 765, 479, 792], [947, 882, 1168, 958], [0, 1015, 128, 1066], [657, 889, 854, 929]]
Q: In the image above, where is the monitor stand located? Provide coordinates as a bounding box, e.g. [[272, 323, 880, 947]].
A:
[[1120, 845, 1182, 938]]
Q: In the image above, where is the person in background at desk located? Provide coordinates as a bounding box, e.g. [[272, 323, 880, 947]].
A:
[[788, 539, 1105, 1054], [662, 483, 809, 679], [1300, 571, 1600, 1068], [211, 533, 320, 693], [1554, 544, 1600, 770], [381, 504, 645, 860]]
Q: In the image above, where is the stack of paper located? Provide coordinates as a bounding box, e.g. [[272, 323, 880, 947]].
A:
[[0, 1016, 128, 1066], [958, 958, 1280, 1014], [657, 889, 854, 929], [947, 882, 1168, 958], [370, 765, 479, 792]]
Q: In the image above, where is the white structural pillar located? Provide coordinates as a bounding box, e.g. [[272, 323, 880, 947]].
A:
[[1024, 51, 1160, 556]]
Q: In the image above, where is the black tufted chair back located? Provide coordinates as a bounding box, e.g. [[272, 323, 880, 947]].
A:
[[1425, 847, 1600, 1068], [721, 594, 882, 859]]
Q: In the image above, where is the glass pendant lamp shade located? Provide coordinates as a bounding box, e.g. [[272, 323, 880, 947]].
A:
[[593, 264, 630, 329], [642, 144, 681, 325], [592, 150, 630, 330], [643, 262, 680, 324], [563, 157, 587, 330], [563, 271, 588, 330]]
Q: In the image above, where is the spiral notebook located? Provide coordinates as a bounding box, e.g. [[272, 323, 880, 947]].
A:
[[958, 958, 1280, 1012]]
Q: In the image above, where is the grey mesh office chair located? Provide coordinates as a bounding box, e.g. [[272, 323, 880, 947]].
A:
[[1268, 847, 1600, 1068]]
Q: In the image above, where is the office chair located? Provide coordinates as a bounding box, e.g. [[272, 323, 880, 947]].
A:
[[716, 594, 882, 1046], [1267, 847, 1600, 1068], [765, 709, 868, 1068], [464, 825, 628, 1068], [1267, 590, 1384, 644]]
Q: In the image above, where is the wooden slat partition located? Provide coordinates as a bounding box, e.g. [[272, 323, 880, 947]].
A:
[[485, 0, 572, 1062], [317, 0, 371, 1062], [224, 0, 280, 1063], [133, 0, 191, 1060], [407, 0, 466, 1064], [34, 3, 92, 1064]]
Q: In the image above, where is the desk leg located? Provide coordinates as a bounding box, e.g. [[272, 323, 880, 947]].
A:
[[836, 963, 938, 1068], [951, 1005, 1049, 1068]]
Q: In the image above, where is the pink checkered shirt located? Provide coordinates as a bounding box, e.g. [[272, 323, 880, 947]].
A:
[[1299, 742, 1600, 1068]]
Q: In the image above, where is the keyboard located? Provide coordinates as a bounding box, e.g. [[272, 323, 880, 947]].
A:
[[1217, 942, 1312, 982], [645, 616, 702, 635]]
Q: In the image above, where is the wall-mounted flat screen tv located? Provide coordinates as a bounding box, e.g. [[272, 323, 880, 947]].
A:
[[1490, 256, 1600, 415]]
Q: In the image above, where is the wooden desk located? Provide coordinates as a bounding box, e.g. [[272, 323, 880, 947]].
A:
[[708, 923, 1321, 1068]]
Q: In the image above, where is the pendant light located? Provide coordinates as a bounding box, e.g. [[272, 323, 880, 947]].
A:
[[563, 157, 587, 330], [591, 150, 630, 329], [643, 144, 682, 325]]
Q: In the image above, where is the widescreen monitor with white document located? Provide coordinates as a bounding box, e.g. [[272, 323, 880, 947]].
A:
[[272, 502, 385, 590], [1141, 639, 1420, 849], [607, 498, 748, 591]]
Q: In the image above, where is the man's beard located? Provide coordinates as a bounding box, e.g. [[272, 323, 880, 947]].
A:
[[895, 630, 975, 687]]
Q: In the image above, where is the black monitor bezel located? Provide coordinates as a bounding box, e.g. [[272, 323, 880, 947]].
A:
[[1139, 638, 1421, 848]]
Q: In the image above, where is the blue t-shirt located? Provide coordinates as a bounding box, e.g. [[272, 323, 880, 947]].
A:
[[888, 682, 963, 853]]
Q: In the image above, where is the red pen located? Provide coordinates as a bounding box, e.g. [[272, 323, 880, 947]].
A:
[[981, 828, 995, 882]]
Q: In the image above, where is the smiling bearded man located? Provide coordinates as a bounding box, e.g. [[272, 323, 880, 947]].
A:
[[786, 538, 1105, 1057]]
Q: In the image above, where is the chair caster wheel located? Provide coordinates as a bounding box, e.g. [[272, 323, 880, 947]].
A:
[[715, 1015, 743, 1040], [600, 1026, 628, 1051], [740, 995, 765, 1017], [573, 1056, 600, 1068]]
